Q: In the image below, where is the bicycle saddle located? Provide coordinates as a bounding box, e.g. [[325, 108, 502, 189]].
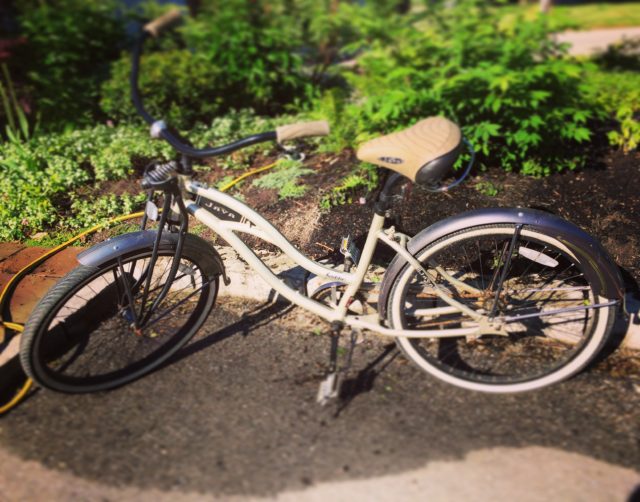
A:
[[356, 116, 462, 185]]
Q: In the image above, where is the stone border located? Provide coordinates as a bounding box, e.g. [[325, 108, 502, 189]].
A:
[[1, 244, 638, 413], [1, 245, 638, 371], [216, 248, 640, 350]]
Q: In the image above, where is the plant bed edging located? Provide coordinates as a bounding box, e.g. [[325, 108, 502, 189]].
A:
[[217, 247, 640, 351]]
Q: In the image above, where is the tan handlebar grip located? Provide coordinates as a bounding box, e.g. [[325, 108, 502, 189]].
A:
[[276, 121, 330, 143], [144, 8, 183, 37]]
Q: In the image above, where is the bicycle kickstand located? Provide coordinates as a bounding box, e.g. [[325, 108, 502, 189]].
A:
[[317, 322, 358, 406]]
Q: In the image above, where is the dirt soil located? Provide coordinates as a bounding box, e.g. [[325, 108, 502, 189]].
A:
[[87, 146, 639, 291]]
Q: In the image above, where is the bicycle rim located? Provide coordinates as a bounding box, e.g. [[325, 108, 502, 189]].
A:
[[390, 224, 613, 391], [28, 250, 216, 392]]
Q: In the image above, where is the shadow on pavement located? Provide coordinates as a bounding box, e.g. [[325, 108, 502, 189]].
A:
[[1, 299, 638, 498]]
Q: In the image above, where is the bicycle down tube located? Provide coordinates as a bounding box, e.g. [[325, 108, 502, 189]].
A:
[[181, 178, 482, 339]]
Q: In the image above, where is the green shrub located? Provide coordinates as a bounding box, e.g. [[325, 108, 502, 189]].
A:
[[289, 1, 397, 79], [587, 42, 640, 153], [315, 0, 597, 175], [183, 1, 308, 112], [585, 69, 640, 153], [189, 108, 289, 159], [66, 194, 147, 230], [609, 107, 640, 152], [100, 50, 224, 130], [0, 110, 300, 241], [592, 37, 640, 72], [474, 180, 500, 197], [100, 0, 399, 130], [0, 124, 171, 241], [189, 108, 302, 170], [14, 0, 126, 128], [101, 0, 313, 128], [320, 162, 379, 209]]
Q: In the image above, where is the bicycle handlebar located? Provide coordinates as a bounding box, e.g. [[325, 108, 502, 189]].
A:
[[143, 8, 183, 37], [276, 121, 330, 142], [130, 17, 330, 160]]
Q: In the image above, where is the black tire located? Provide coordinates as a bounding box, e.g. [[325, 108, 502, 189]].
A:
[[387, 224, 616, 393], [20, 234, 219, 393]]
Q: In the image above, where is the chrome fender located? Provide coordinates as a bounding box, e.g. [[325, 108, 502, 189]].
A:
[[77, 230, 227, 282]]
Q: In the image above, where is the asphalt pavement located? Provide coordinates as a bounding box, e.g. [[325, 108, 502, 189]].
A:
[[0, 298, 639, 501]]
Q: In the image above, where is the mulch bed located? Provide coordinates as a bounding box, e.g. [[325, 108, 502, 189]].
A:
[[86, 145, 639, 291]]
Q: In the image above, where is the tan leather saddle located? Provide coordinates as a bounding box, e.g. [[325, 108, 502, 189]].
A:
[[357, 116, 462, 185]]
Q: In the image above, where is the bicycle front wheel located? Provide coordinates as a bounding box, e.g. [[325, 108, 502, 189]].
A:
[[387, 224, 615, 393], [20, 235, 219, 393]]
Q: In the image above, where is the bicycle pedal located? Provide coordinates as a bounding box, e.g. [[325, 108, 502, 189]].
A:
[[317, 372, 340, 406], [339, 235, 361, 265]]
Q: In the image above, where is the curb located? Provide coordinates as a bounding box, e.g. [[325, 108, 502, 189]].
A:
[[1, 245, 639, 411], [216, 247, 640, 350], [622, 294, 640, 350], [1, 247, 638, 369]]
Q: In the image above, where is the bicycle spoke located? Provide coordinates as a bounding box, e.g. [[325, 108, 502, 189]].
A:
[[143, 281, 209, 330], [488, 225, 521, 318], [31, 248, 214, 390], [392, 225, 612, 388]]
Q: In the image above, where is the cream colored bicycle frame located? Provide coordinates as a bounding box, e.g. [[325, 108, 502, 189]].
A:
[[180, 177, 484, 339]]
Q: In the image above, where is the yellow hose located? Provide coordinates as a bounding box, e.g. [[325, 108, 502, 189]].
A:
[[217, 161, 279, 191], [0, 159, 280, 414], [0, 322, 33, 415]]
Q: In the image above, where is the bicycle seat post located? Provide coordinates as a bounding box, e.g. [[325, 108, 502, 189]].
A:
[[375, 172, 407, 216]]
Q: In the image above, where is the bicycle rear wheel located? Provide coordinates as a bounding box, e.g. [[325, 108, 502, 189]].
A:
[[20, 235, 219, 393], [387, 224, 616, 393]]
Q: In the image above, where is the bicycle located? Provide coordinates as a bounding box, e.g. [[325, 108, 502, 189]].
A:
[[20, 10, 624, 399]]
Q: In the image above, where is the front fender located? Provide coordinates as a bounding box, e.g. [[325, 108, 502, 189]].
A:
[[77, 230, 227, 283], [378, 207, 624, 320], [77, 230, 174, 267]]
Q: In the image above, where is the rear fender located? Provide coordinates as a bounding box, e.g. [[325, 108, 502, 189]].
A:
[[378, 207, 624, 320]]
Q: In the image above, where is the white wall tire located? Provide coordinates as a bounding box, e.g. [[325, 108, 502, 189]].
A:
[[388, 225, 615, 393]]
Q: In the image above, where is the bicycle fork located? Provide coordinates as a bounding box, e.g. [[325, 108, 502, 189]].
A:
[[124, 162, 191, 330]]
